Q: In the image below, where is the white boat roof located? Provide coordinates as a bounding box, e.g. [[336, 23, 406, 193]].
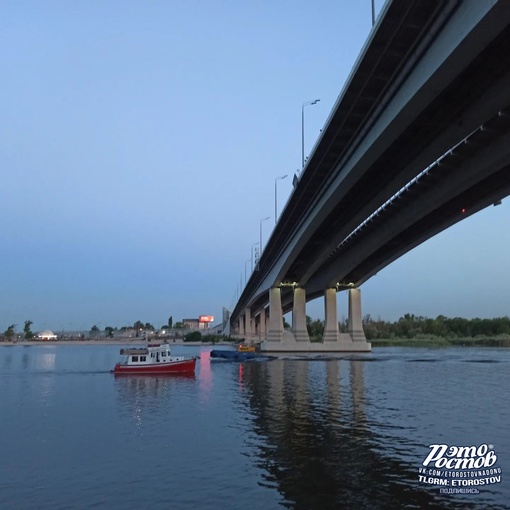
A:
[[120, 343, 171, 355]]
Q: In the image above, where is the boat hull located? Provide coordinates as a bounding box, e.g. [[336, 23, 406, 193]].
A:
[[111, 358, 196, 374], [210, 350, 267, 361]]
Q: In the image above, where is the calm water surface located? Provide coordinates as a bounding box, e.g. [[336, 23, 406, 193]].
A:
[[0, 344, 508, 510]]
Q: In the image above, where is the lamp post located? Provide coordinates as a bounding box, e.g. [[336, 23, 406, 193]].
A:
[[245, 258, 252, 287], [274, 174, 288, 224], [302, 99, 320, 169], [259, 216, 270, 268], [251, 242, 259, 271], [371, 0, 375, 26]]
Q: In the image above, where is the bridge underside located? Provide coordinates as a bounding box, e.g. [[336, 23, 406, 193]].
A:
[[229, 0, 510, 352]]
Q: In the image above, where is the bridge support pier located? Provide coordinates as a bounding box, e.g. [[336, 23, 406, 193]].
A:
[[244, 307, 252, 339], [266, 287, 284, 342], [348, 288, 366, 342], [293, 287, 310, 342], [260, 286, 371, 353], [323, 288, 339, 342], [258, 308, 267, 340]]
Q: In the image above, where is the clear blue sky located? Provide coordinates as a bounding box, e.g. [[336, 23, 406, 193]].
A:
[[1, 1, 509, 333]]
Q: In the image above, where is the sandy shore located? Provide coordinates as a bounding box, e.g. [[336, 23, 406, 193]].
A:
[[0, 340, 230, 347], [1, 340, 127, 346]]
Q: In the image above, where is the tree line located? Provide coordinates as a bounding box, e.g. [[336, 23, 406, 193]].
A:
[[5, 314, 510, 342], [305, 313, 510, 341]]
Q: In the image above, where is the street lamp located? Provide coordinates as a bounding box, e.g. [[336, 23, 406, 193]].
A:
[[274, 174, 288, 224], [259, 216, 270, 268], [251, 242, 259, 271], [302, 99, 320, 169]]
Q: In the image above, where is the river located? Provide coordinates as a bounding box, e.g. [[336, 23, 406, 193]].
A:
[[0, 344, 508, 509]]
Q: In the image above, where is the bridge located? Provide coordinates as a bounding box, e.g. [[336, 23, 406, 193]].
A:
[[229, 0, 510, 352]]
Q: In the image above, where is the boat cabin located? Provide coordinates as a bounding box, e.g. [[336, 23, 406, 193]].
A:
[[119, 343, 179, 366]]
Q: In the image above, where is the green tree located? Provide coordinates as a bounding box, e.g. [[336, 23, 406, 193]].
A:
[[168, 316, 173, 328], [24, 320, 34, 340], [133, 320, 144, 337], [306, 316, 324, 341], [104, 326, 114, 338], [184, 331, 202, 342], [4, 324, 16, 340]]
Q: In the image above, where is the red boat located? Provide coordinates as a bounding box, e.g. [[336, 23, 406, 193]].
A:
[[111, 343, 196, 374]]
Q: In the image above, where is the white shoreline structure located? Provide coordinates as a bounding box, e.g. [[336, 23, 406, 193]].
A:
[[35, 330, 58, 340]]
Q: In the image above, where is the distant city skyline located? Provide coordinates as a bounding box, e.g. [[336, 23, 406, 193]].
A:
[[1, 0, 509, 333]]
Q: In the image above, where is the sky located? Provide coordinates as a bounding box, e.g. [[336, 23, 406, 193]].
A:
[[1, 0, 509, 333]]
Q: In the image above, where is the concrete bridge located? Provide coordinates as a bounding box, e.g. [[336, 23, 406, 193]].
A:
[[229, 0, 510, 352]]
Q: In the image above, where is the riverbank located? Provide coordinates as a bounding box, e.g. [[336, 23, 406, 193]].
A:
[[0, 339, 234, 347], [2, 337, 510, 347], [369, 336, 510, 347]]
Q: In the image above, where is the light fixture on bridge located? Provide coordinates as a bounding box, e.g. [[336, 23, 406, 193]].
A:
[[336, 282, 356, 289], [280, 281, 298, 287], [302, 99, 320, 169], [251, 242, 259, 272]]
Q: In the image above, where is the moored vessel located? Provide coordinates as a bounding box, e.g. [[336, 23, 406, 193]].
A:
[[236, 343, 257, 353], [111, 342, 196, 374]]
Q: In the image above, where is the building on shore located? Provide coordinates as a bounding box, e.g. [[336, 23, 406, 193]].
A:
[[36, 330, 58, 340], [182, 316, 214, 331]]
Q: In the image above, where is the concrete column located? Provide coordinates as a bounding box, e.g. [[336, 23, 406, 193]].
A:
[[259, 308, 267, 340], [323, 288, 339, 342], [238, 317, 245, 336], [245, 307, 252, 339], [292, 287, 309, 342], [267, 287, 283, 342], [348, 288, 366, 342]]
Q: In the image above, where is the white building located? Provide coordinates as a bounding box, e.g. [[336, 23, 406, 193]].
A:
[[36, 330, 58, 340]]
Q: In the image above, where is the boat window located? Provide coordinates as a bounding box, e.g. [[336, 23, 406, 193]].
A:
[[161, 352, 166, 357], [140, 356, 146, 362], [132, 356, 139, 362]]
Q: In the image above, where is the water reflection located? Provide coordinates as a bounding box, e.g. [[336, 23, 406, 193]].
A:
[[35, 351, 56, 370], [21, 352, 29, 370], [238, 359, 490, 510], [198, 350, 213, 404], [2, 351, 13, 370], [114, 374, 196, 431], [39, 374, 56, 401], [114, 373, 195, 400]]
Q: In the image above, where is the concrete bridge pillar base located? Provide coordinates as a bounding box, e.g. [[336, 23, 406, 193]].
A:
[[244, 307, 252, 340], [266, 287, 284, 342], [258, 286, 371, 353], [258, 308, 267, 340], [348, 288, 367, 342], [260, 332, 371, 352], [323, 288, 340, 342], [292, 287, 310, 342]]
